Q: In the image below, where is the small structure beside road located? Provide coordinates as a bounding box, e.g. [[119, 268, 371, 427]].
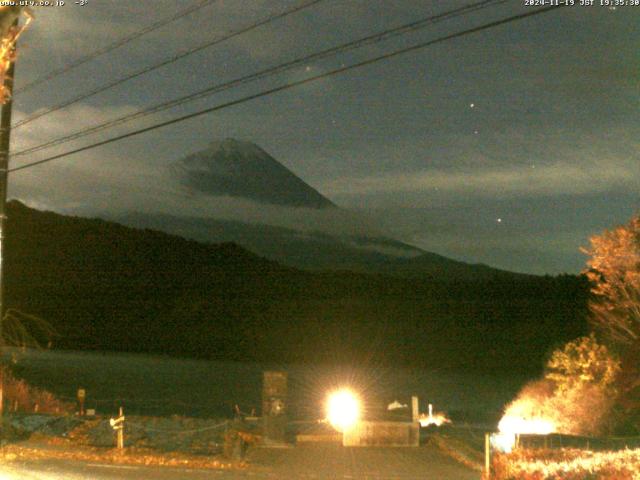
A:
[[343, 420, 419, 447]]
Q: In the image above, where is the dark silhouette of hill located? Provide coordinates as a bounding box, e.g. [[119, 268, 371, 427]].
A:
[[4, 201, 588, 373]]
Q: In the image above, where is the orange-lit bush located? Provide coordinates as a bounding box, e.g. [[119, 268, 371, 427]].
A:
[[546, 336, 620, 435], [1, 366, 72, 414], [501, 336, 620, 437], [491, 448, 637, 480]]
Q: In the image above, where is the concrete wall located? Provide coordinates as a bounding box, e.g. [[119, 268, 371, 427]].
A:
[[343, 421, 419, 447]]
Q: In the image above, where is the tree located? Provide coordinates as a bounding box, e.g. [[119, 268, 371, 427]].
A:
[[545, 334, 620, 392], [545, 335, 620, 435], [501, 336, 620, 436], [582, 215, 640, 348], [583, 214, 640, 432]]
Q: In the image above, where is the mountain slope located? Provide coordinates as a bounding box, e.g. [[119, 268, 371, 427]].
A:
[[175, 138, 335, 209], [161, 138, 528, 279], [116, 212, 527, 280]]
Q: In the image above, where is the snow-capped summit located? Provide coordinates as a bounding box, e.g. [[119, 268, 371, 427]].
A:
[[176, 138, 335, 209]]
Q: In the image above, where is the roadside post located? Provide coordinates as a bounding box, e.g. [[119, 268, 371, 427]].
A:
[[262, 371, 287, 445], [411, 396, 419, 423], [485, 433, 491, 477], [110, 407, 125, 449], [77, 388, 86, 416]]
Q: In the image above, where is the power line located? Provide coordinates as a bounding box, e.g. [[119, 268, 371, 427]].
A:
[[14, 0, 217, 95], [12, 0, 326, 129], [9, 5, 562, 174], [10, 0, 508, 159]]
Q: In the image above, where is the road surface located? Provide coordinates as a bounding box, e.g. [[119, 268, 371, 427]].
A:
[[0, 444, 480, 479]]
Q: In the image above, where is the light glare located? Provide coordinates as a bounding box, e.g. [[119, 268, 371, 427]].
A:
[[326, 389, 360, 432], [498, 414, 555, 436]]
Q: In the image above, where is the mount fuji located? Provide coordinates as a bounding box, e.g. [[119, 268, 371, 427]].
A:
[[115, 138, 521, 280]]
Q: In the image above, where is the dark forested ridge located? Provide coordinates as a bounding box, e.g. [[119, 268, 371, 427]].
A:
[[5, 201, 588, 373], [116, 211, 529, 281]]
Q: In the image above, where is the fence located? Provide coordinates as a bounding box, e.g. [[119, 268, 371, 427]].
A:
[[51, 393, 247, 418], [517, 433, 640, 452]]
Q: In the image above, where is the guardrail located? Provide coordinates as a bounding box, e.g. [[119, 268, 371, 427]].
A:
[[517, 433, 640, 451]]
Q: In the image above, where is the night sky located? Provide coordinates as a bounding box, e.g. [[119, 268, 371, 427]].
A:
[[7, 0, 639, 275]]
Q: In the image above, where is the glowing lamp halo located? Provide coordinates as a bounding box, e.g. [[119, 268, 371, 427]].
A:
[[326, 388, 360, 432], [496, 414, 556, 453], [498, 415, 555, 436]]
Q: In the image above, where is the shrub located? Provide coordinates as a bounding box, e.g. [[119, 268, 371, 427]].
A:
[[1, 366, 72, 414], [501, 336, 620, 436], [491, 448, 638, 480]]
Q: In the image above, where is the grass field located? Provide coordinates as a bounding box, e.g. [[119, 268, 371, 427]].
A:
[[4, 348, 529, 423]]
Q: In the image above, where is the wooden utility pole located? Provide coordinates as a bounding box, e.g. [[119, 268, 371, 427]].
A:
[[0, 17, 19, 418]]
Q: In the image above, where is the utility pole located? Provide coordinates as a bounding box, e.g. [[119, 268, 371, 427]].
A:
[[0, 17, 19, 418]]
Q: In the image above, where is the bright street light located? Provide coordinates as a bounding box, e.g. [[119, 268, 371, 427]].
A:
[[326, 389, 360, 432]]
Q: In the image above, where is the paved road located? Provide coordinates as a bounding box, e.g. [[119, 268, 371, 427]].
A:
[[246, 444, 480, 479], [0, 444, 480, 479]]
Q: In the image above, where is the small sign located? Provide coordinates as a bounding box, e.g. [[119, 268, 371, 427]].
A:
[[110, 415, 125, 430]]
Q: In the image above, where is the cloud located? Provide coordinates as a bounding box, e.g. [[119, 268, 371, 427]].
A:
[[8, 103, 381, 238], [139, 192, 382, 237], [6, 1, 637, 277], [12, 103, 141, 149], [14, 184, 382, 238], [24, 6, 112, 56], [323, 158, 638, 199], [8, 102, 173, 212], [407, 229, 590, 275]]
